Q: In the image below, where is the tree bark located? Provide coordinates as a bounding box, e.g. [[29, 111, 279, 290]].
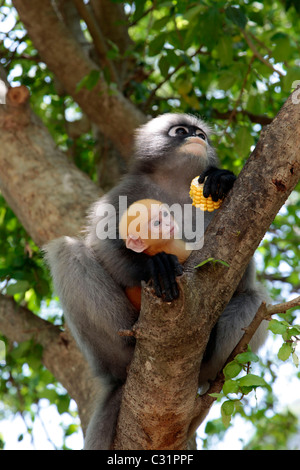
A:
[[0, 80, 299, 449], [12, 0, 145, 159], [0, 294, 98, 434], [113, 89, 300, 449], [0, 87, 100, 434], [0, 86, 100, 246]]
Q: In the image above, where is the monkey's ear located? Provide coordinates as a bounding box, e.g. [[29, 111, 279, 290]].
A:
[[126, 234, 148, 253]]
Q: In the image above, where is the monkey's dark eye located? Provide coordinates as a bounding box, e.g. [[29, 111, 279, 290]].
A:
[[153, 220, 160, 226], [195, 129, 206, 140], [168, 126, 189, 137], [163, 211, 169, 217]]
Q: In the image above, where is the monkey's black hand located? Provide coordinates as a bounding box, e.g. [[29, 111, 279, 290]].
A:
[[145, 252, 183, 302], [198, 166, 236, 202]]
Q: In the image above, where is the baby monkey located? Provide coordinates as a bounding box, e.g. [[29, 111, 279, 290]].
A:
[[119, 199, 191, 309]]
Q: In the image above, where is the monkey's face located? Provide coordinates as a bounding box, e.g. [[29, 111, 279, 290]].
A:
[[168, 124, 208, 159], [148, 204, 178, 241], [134, 113, 218, 170]]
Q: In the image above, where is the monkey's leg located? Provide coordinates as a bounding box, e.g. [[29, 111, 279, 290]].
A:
[[199, 287, 268, 387], [44, 236, 138, 448], [84, 382, 123, 450]]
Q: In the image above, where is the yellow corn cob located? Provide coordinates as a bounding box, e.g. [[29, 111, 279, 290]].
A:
[[189, 176, 222, 212]]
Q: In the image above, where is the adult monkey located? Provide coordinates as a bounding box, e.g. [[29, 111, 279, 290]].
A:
[[45, 114, 267, 449]]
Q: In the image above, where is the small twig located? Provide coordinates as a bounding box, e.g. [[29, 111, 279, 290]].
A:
[[129, 4, 156, 27], [143, 46, 204, 111], [71, 0, 119, 86], [248, 31, 290, 71], [218, 55, 255, 144], [241, 29, 284, 77], [118, 329, 135, 337], [188, 296, 300, 437]]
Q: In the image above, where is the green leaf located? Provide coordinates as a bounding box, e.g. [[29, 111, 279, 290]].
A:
[[148, 34, 166, 56], [57, 394, 71, 414], [268, 319, 288, 335], [238, 374, 267, 388], [225, 6, 247, 29], [209, 392, 223, 399], [6, 280, 30, 296], [221, 399, 235, 416], [235, 127, 254, 159], [292, 352, 299, 367], [152, 16, 170, 30], [246, 93, 264, 115], [183, 5, 204, 22], [158, 55, 170, 78], [223, 379, 240, 396], [194, 258, 229, 269], [236, 351, 259, 364], [216, 37, 233, 66], [38, 388, 58, 402], [277, 343, 293, 361], [9, 340, 32, 361], [203, 8, 222, 48], [65, 424, 79, 437], [218, 70, 237, 91], [221, 401, 234, 428], [76, 70, 101, 92], [194, 257, 215, 268], [214, 259, 230, 268], [289, 326, 300, 336], [240, 386, 254, 395], [282, 67, 300, 93], [223, 361, 242, 379], [272, 34, 293, 62]]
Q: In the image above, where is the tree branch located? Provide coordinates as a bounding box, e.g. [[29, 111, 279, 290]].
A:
[[212, 109, 273, 126], [0, 86, 100, 246], [12, 0, 145, 158], [0, 294, 98, 434], [71, 0, 119, 85], [90, 0, 133, 56], [143, 46, 204, 111], [188, 295, 300, 436], [241, 29, 284, 77], [113, 91, 300, 449]]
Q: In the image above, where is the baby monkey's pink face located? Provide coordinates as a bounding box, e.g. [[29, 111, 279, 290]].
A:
[[147, 203, 178, 241], [120, 200, 180, 254]]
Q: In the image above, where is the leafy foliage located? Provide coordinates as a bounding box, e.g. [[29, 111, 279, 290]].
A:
[[0, 0, 299, 449]]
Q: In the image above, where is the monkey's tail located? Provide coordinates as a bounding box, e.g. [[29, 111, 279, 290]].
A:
[[43, 236, 136, 380]]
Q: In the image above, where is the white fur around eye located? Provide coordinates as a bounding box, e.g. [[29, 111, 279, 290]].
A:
[[168, 126, 189, 137], [195, 129, 207, 140]]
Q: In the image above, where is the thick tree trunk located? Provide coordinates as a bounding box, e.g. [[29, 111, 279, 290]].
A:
[[0, 81, 299, 449], [12, 0, 145, 158], [113, 89, 300, 449], [0, 295, 98, 434], [0, 86, 100, 246], [0, 87, 101, 433]]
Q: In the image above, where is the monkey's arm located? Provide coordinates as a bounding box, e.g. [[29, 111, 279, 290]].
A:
[[44, 236, 138, 379], [146, 252, 183, 301], [198, 166, 236, 201], [44, 236, 139, 449], [96, 238, 183, 302]]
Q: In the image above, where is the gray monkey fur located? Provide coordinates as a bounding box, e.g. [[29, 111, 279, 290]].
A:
[[44, 113, 268, 449]]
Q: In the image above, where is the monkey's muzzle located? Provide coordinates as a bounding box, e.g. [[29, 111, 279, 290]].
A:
[[182, 136, 207, 156]]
